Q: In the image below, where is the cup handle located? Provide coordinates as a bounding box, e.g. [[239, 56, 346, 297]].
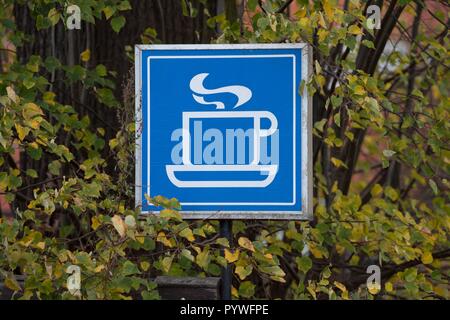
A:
[[259, 111, 278, 137]]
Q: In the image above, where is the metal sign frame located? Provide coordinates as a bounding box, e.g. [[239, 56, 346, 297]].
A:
[[135, 43, 312, 220]]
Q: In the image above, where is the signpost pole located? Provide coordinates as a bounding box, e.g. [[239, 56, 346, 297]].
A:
[[220, 220, 232, 300]]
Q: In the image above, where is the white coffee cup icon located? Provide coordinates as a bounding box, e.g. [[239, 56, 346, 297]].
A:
[[166, 110, 279, 188]]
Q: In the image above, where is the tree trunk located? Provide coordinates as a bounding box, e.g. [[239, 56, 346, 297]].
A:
[[13, 0, 216, 203]]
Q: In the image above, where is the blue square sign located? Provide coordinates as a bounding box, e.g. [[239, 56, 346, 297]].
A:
[[135, 44, 312, 220]]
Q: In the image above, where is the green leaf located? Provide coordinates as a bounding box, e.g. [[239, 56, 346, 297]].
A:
[[161, 256, 174, 273], [27, 143, 42, 160], [181, 249, 195, 262], [296, 256, 312, 273], [235, 265, 253, 280], [44, 56, 61, 72], [383, 149, 396, 158], [314, 119, 327, 132], [257, 17, 269, 30], [259, 265, 286, 278], [122, 260, 140, 276], [247, 0, 258, 11], [141, 290, 160, 300], [428, 179, 438, 195], [238, 281, 255, 298], [196, 248, 211, 270], [331, 95, 343, 108], [118, 1, 132, 11], [385, 186, 398, 201], [26, 169, 38, 178], [23, 78, 35, 89], [48, 8, 60, 26], [404, 268, 417, 282], [111, 16, 126, 33], [362, 39, 375, 49], [208, 263, 222, 276], [215, 237, 230, 248], [96, 64, 107, 77], [48, 160, 61, 176]]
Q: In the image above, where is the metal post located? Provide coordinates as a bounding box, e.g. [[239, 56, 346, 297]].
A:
[[219, 220, 232, 300]]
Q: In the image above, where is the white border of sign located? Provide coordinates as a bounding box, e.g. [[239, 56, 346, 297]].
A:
[[135, 44, 312, 220]]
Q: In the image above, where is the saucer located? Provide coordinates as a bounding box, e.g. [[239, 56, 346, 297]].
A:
[[166, 164, 278, 188]]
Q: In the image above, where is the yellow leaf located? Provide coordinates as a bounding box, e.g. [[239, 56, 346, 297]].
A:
[[331, 157, 346, 168], [368, 283, 381, 295], [434, 285, 448, 298], [299, 17, 309, 28], [385, 282, 393, 292], [318, 29, 328, 42], [192, 245, 201, 255], [307, 284, 317, 300], [22, 103, 43, 120], [6, 86, 18, 103], [80, 49, 91, 62], [156, 231, 173, 248], [43, 91, 56, 106], [341, 290, 349, 300], [238, 237, 255, 252], [295, 8, 306, 18], [348, 25, 362, 35], [136, 235, 145, 244], [4, 276, 21, 292], [334, 281, 347, 292], [91, 216, 101, 230], [140, 261, 150, 271], [161, 256, 173, 273], [315, 60, 322, 75], [111, 214, 126, 237], [109, 138, 119, 150], [318, 12, 327, 28], [354, 85, 365, 96], [231, 286, 238, 298], [28, 119, 41, 130], [335, 243, 345, 255], [15, 123, 29, 141], [421, 251, 433, 265], [179, 227, 195, 242], [323, 0, 334, 21], [103, 6, 115, 20], [310, 245, 324, 259], [316, 74, 326, 88], [94, 265, 105, 273], [331, 181, 338, 193], [224, 248, 240, 263], [35, 241, 46, 250], [196, 249, 210, 270], [235, 265, 253, 280], [66, 250, 76, 263], [371, 184, 383, 197]]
